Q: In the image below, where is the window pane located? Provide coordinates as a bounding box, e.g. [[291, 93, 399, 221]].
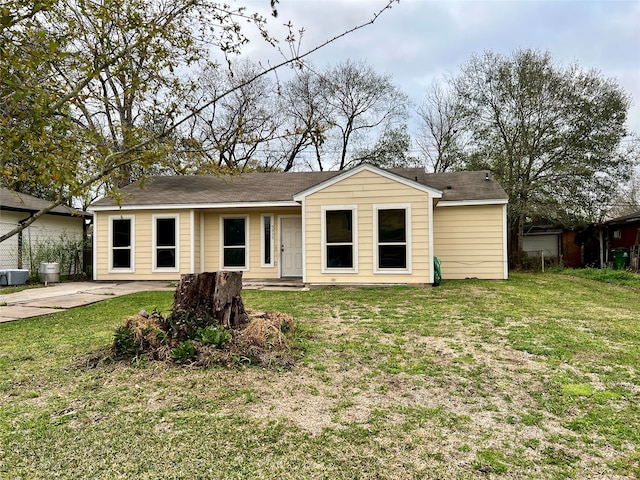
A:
[[263, 216, 271, 264], [224, 248, 246, 267], [113, 219, 131, 247], [224, 218, 245, 246], [379, 245, 406, 269], [156, 248, 175, 268], [327, 245, 353, 268], [326, 210, 352, 243], [156, 218, 175, 246], [113, 249, 130, 268], [379, 209, 406, 243]]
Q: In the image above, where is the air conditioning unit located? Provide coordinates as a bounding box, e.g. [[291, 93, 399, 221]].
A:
[[0, 269, 29, 286]]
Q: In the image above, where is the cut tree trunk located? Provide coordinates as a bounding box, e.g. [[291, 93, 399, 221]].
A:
[[171, 271, 248, 330]]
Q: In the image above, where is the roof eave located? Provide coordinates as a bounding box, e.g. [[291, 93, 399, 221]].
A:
[[436, 199, 509, 207], [89, 200, 301, 212], [0, 205, 90, 217]]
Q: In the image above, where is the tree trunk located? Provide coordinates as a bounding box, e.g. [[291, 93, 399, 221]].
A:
[[171, 271, 248, 330]]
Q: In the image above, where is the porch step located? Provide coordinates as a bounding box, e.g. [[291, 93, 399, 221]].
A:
[[242, 279, 306, 291]]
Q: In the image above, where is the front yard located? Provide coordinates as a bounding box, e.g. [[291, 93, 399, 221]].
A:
[[0, 272, 638, 479]]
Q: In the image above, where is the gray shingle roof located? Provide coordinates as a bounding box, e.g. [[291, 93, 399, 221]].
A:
[[0, 188, 89, 217], [420, 170, 508, 202], [606, 209, 640, 225], [91, 168, 507, 208]]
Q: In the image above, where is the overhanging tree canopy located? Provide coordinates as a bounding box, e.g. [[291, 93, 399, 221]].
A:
[[452, 49, 631, 264], [0, 0, 398, 243]]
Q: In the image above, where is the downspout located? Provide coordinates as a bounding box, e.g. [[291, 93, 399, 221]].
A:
[[428, 196, 435, 284]]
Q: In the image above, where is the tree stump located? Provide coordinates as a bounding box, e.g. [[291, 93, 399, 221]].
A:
[[170, 271, 248, 330]]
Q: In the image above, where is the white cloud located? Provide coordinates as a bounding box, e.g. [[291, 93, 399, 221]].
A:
[[233, 0, 640, 134]]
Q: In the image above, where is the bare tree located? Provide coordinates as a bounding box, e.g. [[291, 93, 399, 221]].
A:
[[416, 80, 467, 172], [192, 60, 278, 173], [605, 135, 640, 218], [320, 60, 408, 170], [277, 68, 332, 171]]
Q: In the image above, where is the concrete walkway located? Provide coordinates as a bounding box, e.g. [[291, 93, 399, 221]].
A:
[[0, 279, 307, 323], [0, 282, 175, 323]]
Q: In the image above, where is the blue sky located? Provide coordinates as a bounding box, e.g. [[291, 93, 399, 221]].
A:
[[242, 0, 640, 136]]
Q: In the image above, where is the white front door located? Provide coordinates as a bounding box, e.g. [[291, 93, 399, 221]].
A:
[[281, 217, 303, 277]]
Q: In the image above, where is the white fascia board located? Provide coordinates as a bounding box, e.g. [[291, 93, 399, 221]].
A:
[[89, 200, 300, 212], [293, 164, 442, 201], [436, 199, 509, 207]]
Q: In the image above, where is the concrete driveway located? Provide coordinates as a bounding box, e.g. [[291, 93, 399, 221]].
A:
[[0, 279, 307, 323], [0, 282, 175, 323]]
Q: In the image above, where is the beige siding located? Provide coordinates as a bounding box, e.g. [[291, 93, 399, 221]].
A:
[[303, 169, 432, 285], [202, 207, 300, 279], [95, 209, 191, 281], [433, 204, 507, 280], [194, 211, 202, 273], [96, 207, 301, 281]]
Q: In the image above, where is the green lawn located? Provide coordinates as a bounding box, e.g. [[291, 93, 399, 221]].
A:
[[1, 273, 638, 479]]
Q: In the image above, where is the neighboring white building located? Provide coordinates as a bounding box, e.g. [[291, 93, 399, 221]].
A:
[[522, 227, 562, 259], [0, 188, 91, 271]]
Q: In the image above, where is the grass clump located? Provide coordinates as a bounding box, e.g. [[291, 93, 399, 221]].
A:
[[557, 267, 640, 288]]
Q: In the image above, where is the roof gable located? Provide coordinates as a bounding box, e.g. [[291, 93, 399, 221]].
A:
[[292, 164, 442, 201]]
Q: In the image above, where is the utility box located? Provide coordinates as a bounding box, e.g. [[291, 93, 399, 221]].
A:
[[39, 262, 60, 284], [0, 269, 29, 286]]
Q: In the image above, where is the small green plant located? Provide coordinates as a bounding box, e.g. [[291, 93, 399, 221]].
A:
[[112, 326, 140, 358], [169, 340, 197, 363], [196, 325, 231, 347]]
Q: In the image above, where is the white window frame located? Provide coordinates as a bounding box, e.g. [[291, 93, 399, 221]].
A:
[[321, 205, 358, 274], [373, 204, 412, 274], [108, 215, 135, 273], [152, 214, 180, 273], [261, 213, 275, 268], [219, 215, 250, 271]]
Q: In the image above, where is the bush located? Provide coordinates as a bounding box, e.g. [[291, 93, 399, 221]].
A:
[[23, 232, 88, 280], [196, 325, 231, 348], [113, 326, 140, 358], [169, 341, 197, 363], [112, 313, 170, 360]]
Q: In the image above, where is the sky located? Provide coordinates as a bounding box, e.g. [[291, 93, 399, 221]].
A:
[[238, 0, 640, 137]]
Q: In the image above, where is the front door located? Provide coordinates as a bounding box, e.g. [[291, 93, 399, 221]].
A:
[[281, 217, 303, 277]]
